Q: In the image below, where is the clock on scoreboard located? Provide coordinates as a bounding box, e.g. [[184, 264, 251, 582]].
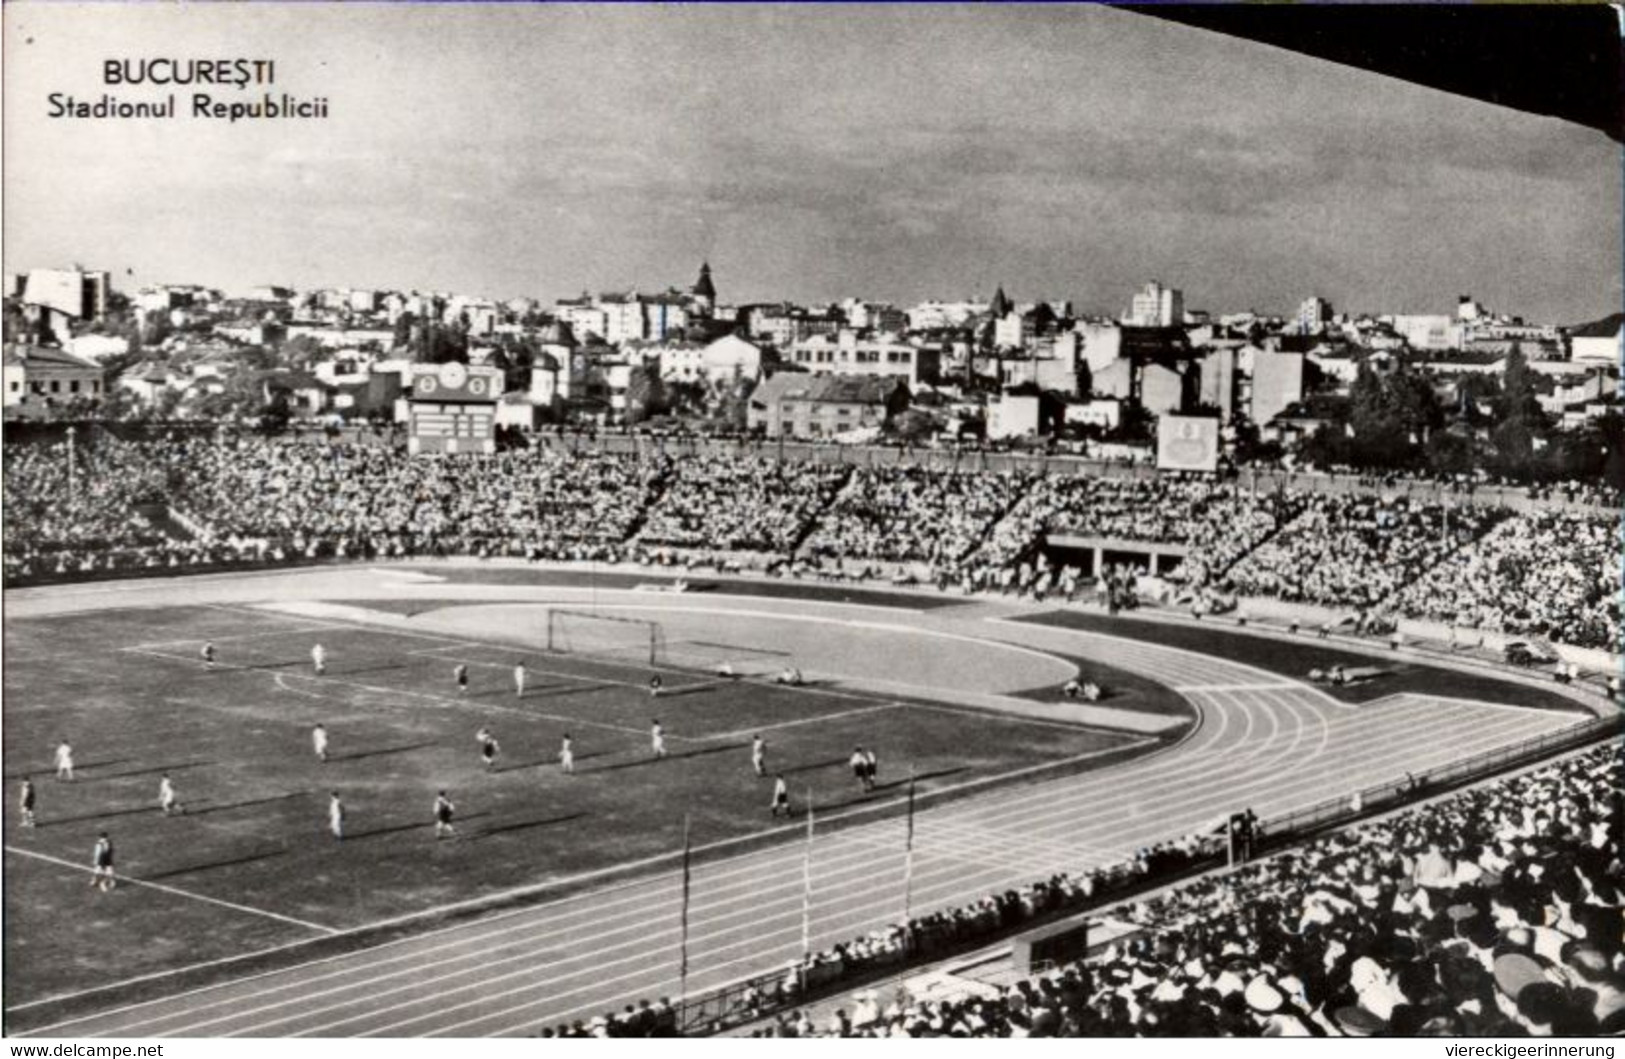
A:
[[409, 361, 502, 401]]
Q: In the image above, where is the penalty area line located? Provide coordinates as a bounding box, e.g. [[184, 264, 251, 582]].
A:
[[4, 845, 339, 935]]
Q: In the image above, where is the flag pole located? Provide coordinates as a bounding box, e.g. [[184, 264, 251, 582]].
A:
[[902, 767, 917, 945], [678, 813, 692, 1007], [801, 789, 815, 962]]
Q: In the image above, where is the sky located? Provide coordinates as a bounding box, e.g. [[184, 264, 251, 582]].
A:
[[3, 3, 1620, 322]]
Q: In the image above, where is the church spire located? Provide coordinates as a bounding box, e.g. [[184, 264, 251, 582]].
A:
[[989, 285, 1011, 318], [693, 261, 716, 302]]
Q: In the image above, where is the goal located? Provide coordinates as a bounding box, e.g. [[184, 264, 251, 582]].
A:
[[545, 609, 665, 667]]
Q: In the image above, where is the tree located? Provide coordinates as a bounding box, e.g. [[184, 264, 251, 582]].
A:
[[1454, 373, 1502, 425], [98, 385, 142, 422], [258, 390, 292, 434], [1387, 370, 1443, 440], [283, 335, 325, 370], [887, 407, 941, 443], [719, 370, 755, 431], [1597, 411, 1625, 492], [624, 366, 669, 424], [392, 311, 416, 351], [1424, 428, 1476, 476], [1496, 343, 1542, 425], [151, 387, 183, 420]]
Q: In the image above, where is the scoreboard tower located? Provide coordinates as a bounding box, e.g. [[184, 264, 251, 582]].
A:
[[407, 361, 504, 455]]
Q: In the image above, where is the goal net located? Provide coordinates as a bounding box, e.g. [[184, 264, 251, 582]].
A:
[[545, 609, 665, 667]]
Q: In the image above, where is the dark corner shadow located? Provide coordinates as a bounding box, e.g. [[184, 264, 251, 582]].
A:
[[874, 767, 966, 791], [188, 791, 309, 817], [38, 803, 162, 827], [495, 749, 620, 773], [783, 755, 853, 776], [91, 761, 217, 781], [519, 681, 622, 700], [334, 662, 408, 678], [72, 758, 136, 773], [329, 742, 437, 764], [145, 847, 287, 881], [589, 741, 750, 773], [474, 811, 587, 840], [351, 810, 493, 841], [812, 768, 970, 811]]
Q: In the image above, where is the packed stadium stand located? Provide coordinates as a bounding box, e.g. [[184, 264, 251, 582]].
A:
[[3, 434, 1620, 653]]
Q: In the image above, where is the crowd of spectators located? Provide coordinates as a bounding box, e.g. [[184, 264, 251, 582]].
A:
[[2, 436, 674, 576], [798, 466, 1034, 566], [746, 743, 1620, 1038], [4, 435, 1617, 654], [2, 438, 176, 579], [167, 437, 669, 557], [949, 477, 1302, 596], [537, 998, 680, 1038], [1219, 495, 1505, 611], [1388, 512, 1621, 652], [636, 457, 850, 555]]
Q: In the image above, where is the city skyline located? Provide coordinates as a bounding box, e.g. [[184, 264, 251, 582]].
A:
[[4, 3, 1620, 323]]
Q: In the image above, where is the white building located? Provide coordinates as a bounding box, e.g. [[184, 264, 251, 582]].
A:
[[906, 300, 986, 331], [1126, 281, 1183, 328], [3, 350, 25, 408], [65, 334, 130, 363], [596, 294, 647, 346], [1249, 351, 1306, 424], [641, 297, 689, 342], [557, 303, 609, 344], [1391, 314, 1466, 352], [1296, 296, 1333, 335], [787, 329, 939, 388], [1076, 322, 1124, 375], [1570, 314, 1623, 366], [987, 392, 1041, 439]]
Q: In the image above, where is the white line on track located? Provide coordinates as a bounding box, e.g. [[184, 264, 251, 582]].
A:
[[1176, 682, 1302, 693]]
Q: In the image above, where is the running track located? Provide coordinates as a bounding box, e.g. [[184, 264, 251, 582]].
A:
[[17, 595, 1586, 1038]]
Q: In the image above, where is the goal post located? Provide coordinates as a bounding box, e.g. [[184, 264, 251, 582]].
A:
[[545, 609, 665, 667]]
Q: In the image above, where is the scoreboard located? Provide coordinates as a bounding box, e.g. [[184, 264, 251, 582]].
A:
[[1156, 414, 1220, 473], [408, 362, 504, 455]]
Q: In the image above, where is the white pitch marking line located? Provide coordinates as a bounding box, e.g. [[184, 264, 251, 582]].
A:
[[701, 701, 905, 742], [4, 846, 339, 935], [127, 623, 347, 651], [272, 674, 326, 700]]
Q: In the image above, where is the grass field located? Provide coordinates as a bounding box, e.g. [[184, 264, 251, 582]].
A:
[[2, 600, 1161, 1006]]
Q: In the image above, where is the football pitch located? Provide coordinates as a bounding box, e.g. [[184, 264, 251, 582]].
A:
[[3, 598, 1170, 1007]]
